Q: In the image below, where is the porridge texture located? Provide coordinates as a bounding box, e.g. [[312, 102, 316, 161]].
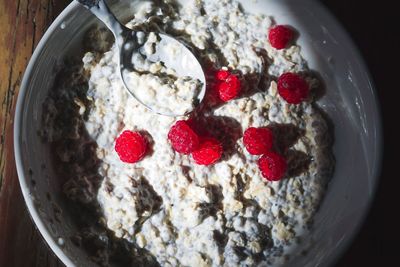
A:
[[121, 32, 203, 115], [43, 0, 334, 266]]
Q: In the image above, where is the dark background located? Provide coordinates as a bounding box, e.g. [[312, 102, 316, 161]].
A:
[[322, 0, 397, 266]]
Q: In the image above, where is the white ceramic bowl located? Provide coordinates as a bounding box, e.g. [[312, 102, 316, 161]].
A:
[[14, 0, 382, 266]]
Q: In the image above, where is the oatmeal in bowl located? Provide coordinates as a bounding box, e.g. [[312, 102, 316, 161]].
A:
[[15, 0, 381, 266]]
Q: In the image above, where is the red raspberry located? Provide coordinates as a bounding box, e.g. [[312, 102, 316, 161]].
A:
[[243, 127, 274, 155], [268, 25, 294, 50], [115, 130, 147, 163], [258, 152, 287, 181], [192, 137, 223, 165], [277, 72, 309, 104], [216, 69, 230, 81], [215, 72, 241, 102], [168, 120, 200, 154]]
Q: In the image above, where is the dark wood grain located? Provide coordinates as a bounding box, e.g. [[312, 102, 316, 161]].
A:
[[0, 0, 69, 266]]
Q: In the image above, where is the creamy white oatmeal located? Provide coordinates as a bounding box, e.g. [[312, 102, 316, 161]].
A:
[[44, 0, 334, 266], [121, 32, 203, 115]]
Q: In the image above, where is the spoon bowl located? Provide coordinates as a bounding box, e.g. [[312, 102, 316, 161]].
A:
[[77, 0, 206, 116]]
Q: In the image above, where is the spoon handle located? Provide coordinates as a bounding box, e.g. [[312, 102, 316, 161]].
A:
[[75, 0, 127, 46]]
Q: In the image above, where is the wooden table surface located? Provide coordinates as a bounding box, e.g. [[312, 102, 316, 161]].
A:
[[0, 0, 392, 266], [0, 1, 70, 266]]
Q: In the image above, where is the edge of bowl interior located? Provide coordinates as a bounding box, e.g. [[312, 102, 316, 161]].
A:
[[14, 2, 81, 267], [14, 0, 383, 266], [302, 1, 383, 266]]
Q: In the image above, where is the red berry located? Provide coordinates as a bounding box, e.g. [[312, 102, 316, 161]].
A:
[[216, 70, 230, 81], [216, 73, 241, 102], [168, 120, 200, 154], [268, 25, 294, 50], [192, 137, 223, 165], [115, 130, 147, 163], [243, 127, 274, 155], [277, 72, 309, 104], [258, 152, 287, 181]]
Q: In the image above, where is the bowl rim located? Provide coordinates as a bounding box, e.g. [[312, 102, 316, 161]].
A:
[[14, 2, 81, 266], [13, 0, 383, 266], [308, 1, 383, 265]]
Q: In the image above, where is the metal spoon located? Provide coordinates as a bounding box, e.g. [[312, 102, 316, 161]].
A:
[[76, 0, 206, 116]]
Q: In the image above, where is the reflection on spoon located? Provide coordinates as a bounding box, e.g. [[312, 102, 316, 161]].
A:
[[76, 0, 206, 117]]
